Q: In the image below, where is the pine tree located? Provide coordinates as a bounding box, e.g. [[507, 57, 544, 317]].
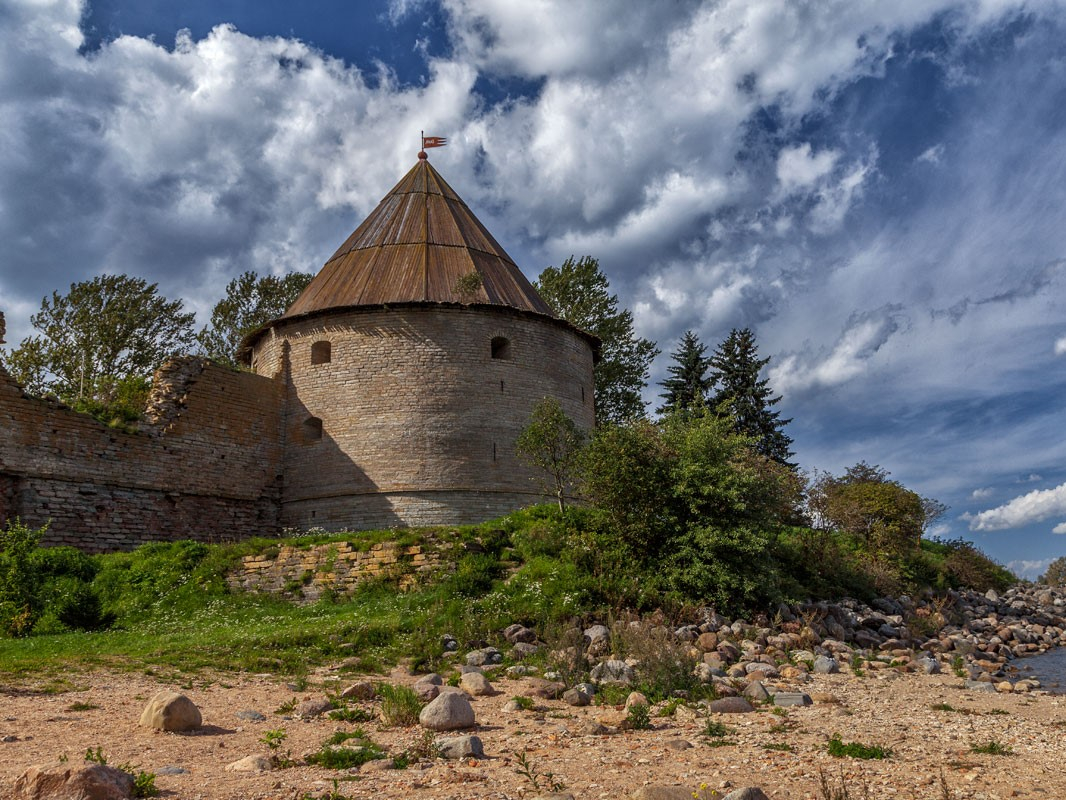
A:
[[709, 327, 794, 466], [657, 330, 713, 415]]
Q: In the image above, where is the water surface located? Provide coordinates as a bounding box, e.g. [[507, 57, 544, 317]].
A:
[[1014, 646, 1066, 692]]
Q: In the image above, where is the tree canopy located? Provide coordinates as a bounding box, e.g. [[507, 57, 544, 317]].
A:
[[657, 330, 713, 415], [514, 397, 586, 512], [535, 256, 658, 425], [709, 327, 794, 466], [808, 462, 947, 557], [5, 275, 195, 423], [1041, 556, 1066, 586], [197, 270, 314, 367]]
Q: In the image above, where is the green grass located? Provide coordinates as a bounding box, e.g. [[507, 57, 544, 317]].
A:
[[0, 525, 512, 681], [378, 683, 423, 727], [702, 720, 734, 738], [970, 740, 1012, 756], [827, 735, 891, 760], [307, 730, 385, 769]]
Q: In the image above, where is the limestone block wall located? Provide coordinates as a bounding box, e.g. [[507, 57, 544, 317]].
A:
[[226, 539, 444, 602], [251, 303, 595, 530], [0, 357, 286, 551]]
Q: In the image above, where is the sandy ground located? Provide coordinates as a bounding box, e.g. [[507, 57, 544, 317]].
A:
[[2, 663, 1066, 800]]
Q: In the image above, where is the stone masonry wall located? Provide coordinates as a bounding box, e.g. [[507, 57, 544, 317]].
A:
[[226, 539, 444, 602], [251, 304, 596, 531], [0, 357, 286, 551]]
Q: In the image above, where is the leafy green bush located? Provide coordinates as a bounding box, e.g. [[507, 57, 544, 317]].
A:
[[444, 553, 502, 598], [0, 519, 44, 636]]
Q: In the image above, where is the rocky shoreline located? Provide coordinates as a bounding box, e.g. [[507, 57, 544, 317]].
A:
[[4, 582, 1066, 800]]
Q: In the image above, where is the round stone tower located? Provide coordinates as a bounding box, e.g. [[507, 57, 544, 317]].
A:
[[243, 153, 597, 531]]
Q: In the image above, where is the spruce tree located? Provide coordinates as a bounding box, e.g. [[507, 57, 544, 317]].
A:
[[657, 330, 713, 415], [709, 327, 794, 466]]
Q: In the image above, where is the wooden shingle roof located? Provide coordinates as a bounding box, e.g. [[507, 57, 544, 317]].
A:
[[283, 155, 554, 318]]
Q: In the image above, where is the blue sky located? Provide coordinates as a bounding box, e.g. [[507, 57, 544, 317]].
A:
[[1, 0, 1065, 578]]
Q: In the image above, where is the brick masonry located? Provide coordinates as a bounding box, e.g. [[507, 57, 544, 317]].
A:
[[0, 302, 596, 550], [251, 303, 596, 532], [0, 355, 285, 551]]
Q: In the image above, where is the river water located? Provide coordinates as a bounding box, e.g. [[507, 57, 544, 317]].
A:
[[1014, 646, 1066, 692]]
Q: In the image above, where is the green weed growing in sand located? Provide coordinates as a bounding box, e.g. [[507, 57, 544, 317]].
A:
[[827, 735, 890, 759], [970, 740, 1012, 756], [514, 749, 565, 792]]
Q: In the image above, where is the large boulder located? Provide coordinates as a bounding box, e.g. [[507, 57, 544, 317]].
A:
[[419, 691, 476, 731], [14, 762, 134, 800], [590, 659, 636, 685], [460, 671, 496, 696], [138, 691, 202, 731], [436, 735, 484, 759]]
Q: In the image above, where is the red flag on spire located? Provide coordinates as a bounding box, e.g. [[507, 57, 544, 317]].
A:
[[422, 135, 447, 149]]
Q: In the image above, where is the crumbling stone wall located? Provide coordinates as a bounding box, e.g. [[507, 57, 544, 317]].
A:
[[226, 539, 444, 602], [0, 355, 286, 551]]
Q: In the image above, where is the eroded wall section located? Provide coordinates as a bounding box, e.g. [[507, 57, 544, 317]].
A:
[[0, 356, 285, 551]]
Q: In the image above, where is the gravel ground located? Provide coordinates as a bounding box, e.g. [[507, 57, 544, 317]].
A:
[[3, 664, 1065, 800]]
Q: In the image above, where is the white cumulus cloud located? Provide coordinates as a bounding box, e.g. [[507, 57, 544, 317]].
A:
[[969, 481, 1066, 531], [1006, 559, 1048, 580]]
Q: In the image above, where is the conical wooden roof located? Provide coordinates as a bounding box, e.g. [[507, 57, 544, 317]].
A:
[[283, 155, 553, 318]]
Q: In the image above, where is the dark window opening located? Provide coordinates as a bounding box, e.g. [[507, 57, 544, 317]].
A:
[[500, 380, 505, 392], [303, 416, 323, 442], [311, 340, 332, 364], [493, 442, 497, 462], [491, 336, 511, 360]]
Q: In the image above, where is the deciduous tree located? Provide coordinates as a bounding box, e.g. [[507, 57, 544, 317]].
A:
[[515, 397, 586, 513], [1041, 556, 1066, 586], [809, 462, 945, 556], [535, 256, 658, 424], [197, 270, 313, 367], [6, 275, 195, 418]]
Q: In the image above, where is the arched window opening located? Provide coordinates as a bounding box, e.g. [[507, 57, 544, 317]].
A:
[[303, 416, 323, 442], [311, 340, 332, 365], [491, 336, 511, 360]]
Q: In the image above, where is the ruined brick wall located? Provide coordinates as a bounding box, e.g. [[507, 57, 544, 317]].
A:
[[251, 304, 595, 530], [227, 539, 444, 603], [0, 357, 285, 551]]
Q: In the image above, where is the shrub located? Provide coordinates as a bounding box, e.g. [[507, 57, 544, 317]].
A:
[[0, 519, 45, 636]]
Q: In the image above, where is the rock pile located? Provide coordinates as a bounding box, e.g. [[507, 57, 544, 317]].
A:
[[479, 584, 1066, 697]]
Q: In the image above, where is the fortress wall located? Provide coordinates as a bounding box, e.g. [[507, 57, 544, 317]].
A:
[[0, 358, 285, 551], [252, 305, 595, 530]]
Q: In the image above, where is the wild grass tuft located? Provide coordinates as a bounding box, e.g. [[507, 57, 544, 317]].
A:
[[377, 683, 422, 727], [970, 740, 1012, 756], [827, 735, 890, 759]]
